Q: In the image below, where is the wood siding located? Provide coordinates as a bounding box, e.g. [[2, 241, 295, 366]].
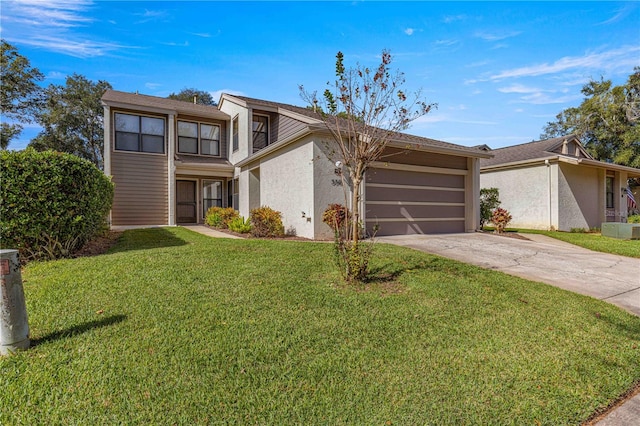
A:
[[253, 109, 306, 145], [365, 156, 467, 235], [111, 151, 168, 225]]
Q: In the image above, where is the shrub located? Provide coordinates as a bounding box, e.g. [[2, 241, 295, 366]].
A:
[[205, 207, 238, 229], [628, 215, 640, 224], [480, 188, 501, 230], [228, 216, 251, 234], [0, 149, 114, 261], [490, 207, 512, 234], [322, 203, 350, 237], [250, 206, 284, 238]]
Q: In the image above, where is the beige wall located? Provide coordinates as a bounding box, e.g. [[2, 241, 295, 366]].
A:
[[481, 164, 556, 230], [111, 151, 168, 225], [558, 163, 600, 230]]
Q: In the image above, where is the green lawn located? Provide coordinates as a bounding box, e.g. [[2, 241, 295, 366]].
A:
[[2, 227, 639, 424], [514, 229, 640, 258]]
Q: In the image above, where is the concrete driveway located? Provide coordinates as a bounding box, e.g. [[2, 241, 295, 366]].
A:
[[378, 232, 640, 317]]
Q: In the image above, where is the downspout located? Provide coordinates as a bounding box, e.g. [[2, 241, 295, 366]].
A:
[[545, 159, 552, 230]]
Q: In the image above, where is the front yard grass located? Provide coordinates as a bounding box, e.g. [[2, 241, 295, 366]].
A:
[[515, 229, 640, 258], [2, 227, 639, 424]]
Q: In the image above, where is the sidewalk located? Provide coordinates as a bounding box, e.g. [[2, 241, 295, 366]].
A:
[[181, 225, 244, 239]]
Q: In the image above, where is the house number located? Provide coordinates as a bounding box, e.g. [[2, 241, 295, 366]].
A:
[[331, 179, 343, 186]]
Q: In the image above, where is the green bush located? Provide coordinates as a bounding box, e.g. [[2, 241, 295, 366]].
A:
[[205, 207, 238, 229], [250, 206, 284, 238], [0, 149, 114, 261], [228, 216, 251, 234], [628, 215, 640, 223], [480, 188, 500, 230]]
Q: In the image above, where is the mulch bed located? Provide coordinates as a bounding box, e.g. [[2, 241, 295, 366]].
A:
[[73, 231, 123, 258]]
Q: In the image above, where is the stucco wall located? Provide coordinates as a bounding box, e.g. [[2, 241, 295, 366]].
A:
[[218, 99, 250, 167], [480, 164, 557, 230], [557, 163, 600, 231], [244, 136, 317, 239], [313, 139, 349, 239]]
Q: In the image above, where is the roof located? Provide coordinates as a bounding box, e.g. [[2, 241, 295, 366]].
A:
[[480, 136, 584, 167], [480, 135, 640, 177], [224, 94, 491, 159], [102, 89, 230, 120]]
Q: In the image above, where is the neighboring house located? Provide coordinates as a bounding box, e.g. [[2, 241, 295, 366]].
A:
[[102, 90, 491, 239], [480, 136, 640, 231]]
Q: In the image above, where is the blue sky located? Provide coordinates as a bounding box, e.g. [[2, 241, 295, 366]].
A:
[[2, 1, 639, 150]]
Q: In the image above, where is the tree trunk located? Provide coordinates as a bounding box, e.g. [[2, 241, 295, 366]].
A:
[[351, 164, 363, 244]]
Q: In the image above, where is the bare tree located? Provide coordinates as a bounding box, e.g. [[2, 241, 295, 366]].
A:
[[300, 50, 435, 282]]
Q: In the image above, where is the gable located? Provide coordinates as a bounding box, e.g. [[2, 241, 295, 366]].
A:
[[547, 138, 592, 159]]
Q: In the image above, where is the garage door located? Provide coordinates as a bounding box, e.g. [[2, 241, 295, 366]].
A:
[[365, 163, 466, 236]]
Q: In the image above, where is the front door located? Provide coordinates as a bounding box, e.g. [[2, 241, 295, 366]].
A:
[[177, 180, 197, 223]]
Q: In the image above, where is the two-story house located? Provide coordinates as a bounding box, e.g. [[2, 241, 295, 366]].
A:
[[102, 90, 491, 239]]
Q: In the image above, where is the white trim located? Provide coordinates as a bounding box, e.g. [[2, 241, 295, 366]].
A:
[[366, 182, 465, 192], [370, 161, 469, 176], [103, 105, 111, 175], [368, 217, 465, 223], [366, 201, 465, 207]]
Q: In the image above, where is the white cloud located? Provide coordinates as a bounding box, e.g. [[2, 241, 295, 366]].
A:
[[2, 0, 94, 28], [16, 35, 130, 58], [46, 71, 66, 80], [442, 14, 467, 24], [498, 84, 545, 94], [433, 39, 458, 47], [598, 3, 637, 25], [474, 30, 522, 42], [145, 82, 162, 89], [489, 46, 640, 80], [2, 0, 135, 58], [404, 28, 415, 36]]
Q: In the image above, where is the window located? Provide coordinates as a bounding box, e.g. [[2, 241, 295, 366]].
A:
[[606, 177, 614, 208], [252, 114, 269, 153], [203, 180, 223, 217], [114, 113, 165, 153], [178, 120, 220, 156], [232, 116, 239, 152]]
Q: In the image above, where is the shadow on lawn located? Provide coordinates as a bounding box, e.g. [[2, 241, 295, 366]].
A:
[[108, 228, 188, 254], [31, 314, 127, 347], [367, 257, 438, 283]]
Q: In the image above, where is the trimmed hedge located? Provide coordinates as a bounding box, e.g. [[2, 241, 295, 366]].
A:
[[250, 206, 284, 238], [0, 149, 114, 261]]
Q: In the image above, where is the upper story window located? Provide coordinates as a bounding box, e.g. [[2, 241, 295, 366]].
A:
[[114, 113, 165, 154], [178, 120, 220, 156], [232, 116, 239, 152], [252, 114, 269, 153], [606, 176, 614, 208]]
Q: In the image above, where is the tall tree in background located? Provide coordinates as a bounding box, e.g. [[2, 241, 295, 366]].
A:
[[0, 40, 44, 149], [541, 68, 640, 168], [30, 74, 112, 169], [168, 88, 217, 106], [300, 50, 435, 282]]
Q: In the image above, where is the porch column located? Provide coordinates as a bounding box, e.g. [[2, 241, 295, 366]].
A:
[[168, 114, 176, 226]]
